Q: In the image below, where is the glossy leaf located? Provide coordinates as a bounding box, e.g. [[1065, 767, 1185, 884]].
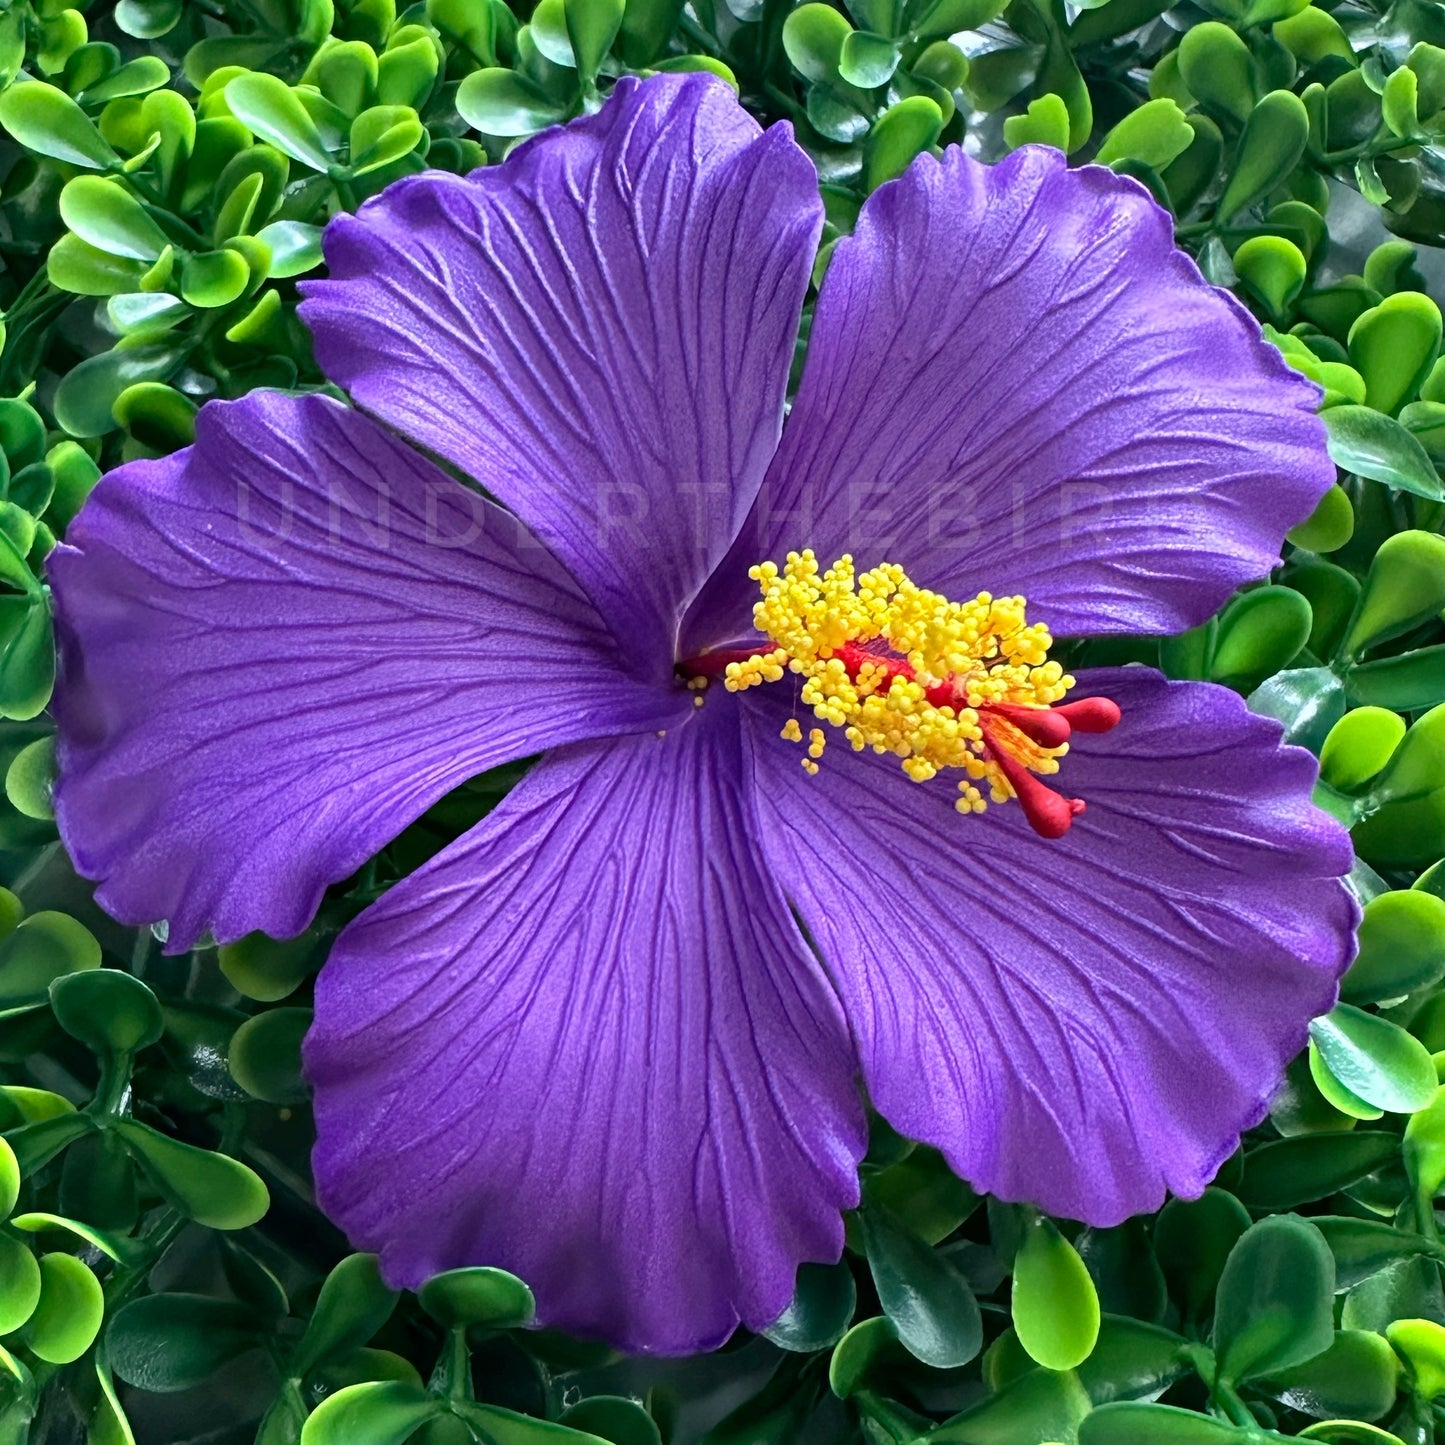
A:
[[1324, 406, 1444, 501]]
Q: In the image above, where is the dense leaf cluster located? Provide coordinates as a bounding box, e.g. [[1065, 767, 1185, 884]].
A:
[[0, 0, 1444, 1440]]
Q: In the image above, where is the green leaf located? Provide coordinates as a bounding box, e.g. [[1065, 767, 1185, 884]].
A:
[[1349, 293, 1443, 416], [1074, 1316, 1191, 1405], [1320, 707, 1406, 795], [58, 177, 168, 262], [1002, 91, 1070, 151], [1315, 1215, 1445, 1288], [1177, 22, 1256, 123], [218, 929, 324, 1001], [91, 1341, 137, 1445], [46, 235, 147, 298], [115, 0, 181, 38], [0, 1234, 40, 1334], [928, 1367, 1093, 1444], [1093, 97, 1193, 169], [1355, 789, 1445, 869], [1342, 889, 1445, 1004], [0, 598, 50, 722], [225, 73, 334, 171], [1288, 484, 1354, 553], [1234, 235, 1307, 317], [455, 69, 566, 137], [1213, 1215, 1335, 1385], [0, 81, 118, 168], [376, 37, 439, 109], [455, 1402, 614, 1444], [0, 910, 101, 1008], [782, 0, 851, 80], [113, 382, 196, 452], [828, 1315, 905, 1398], [9, 1212, 144, 1264], [252, 219, 323, 278], [862, 1146, 976, 1244], [227, 1007, 310, 1104], [530, 0, 577, 66], [1403, 1084, 1445, 1198], [0, 1134, 16, 1220], [24, 1253, 102, 1364], [1310, 1005, 1438, 1114], [1247, 666, 1346, 753], [1385, 1317, 1445, 1399], [1384, 66, 1421, 139], [1323, 406, 1443, 501], [1210, 585, 1313, 690], [347, 104, 423, 174], [427, 0, 495, 63], [417, 1266, 535, 1328], [4, 736, 53, 821], [113, 1118, 269, 1229], [839, 30, 900, 87], [1219, 90, 1310, 220], [911, 0, 1008, 38], [107, 1295, 266, 1391], [1309, 1035, 1384, 1120], [864, 97, 943, 191], [558, 1398, 660, 1445], [1079, 1403, 1261, 1443], [310, 40, 378, 119], [1238, 1131, 1400, 1209], [1263, 1328, 1399, 1422], [1374, 702, 1445, 803], [1342, 531, 1445, 657], [4, 1113, 92, 1175], [860, 1203, 981, 1368], [565, 0, 624, 82], [180, 248, 251, 308], [46, 441, 100, 533], [84, 55, 171, 103], [1011, 1216, 1100, 1370], [50, 969, 164, 1055], [762, 1261, 856, 1352], [292, 1254, 398, 1378], [53, 340, 190, 439]]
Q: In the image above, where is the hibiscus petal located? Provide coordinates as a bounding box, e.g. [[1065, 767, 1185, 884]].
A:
[[739, 667, 1355, 1224], [306, 707, 865, 1354], [51, 391, 683, 951], [686, 146, 1331, 651], [300, 74, 821, 676]]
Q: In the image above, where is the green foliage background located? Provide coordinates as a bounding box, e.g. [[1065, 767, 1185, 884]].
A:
[[0, 0, 1444, 1439]]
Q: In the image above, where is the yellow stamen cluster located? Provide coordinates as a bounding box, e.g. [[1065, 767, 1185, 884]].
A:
[[722, 550, 1074, 813]]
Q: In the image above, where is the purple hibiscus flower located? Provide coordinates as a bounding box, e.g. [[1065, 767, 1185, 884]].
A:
[[50, 73, 1356, 1354]]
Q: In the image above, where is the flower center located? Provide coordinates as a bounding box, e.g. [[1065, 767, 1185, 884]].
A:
[[682, 550, 1121, 839]]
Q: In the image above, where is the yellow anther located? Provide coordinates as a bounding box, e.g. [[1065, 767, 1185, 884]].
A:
[[801, 758, 820, 776], [743, 550, 1073, 813]]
